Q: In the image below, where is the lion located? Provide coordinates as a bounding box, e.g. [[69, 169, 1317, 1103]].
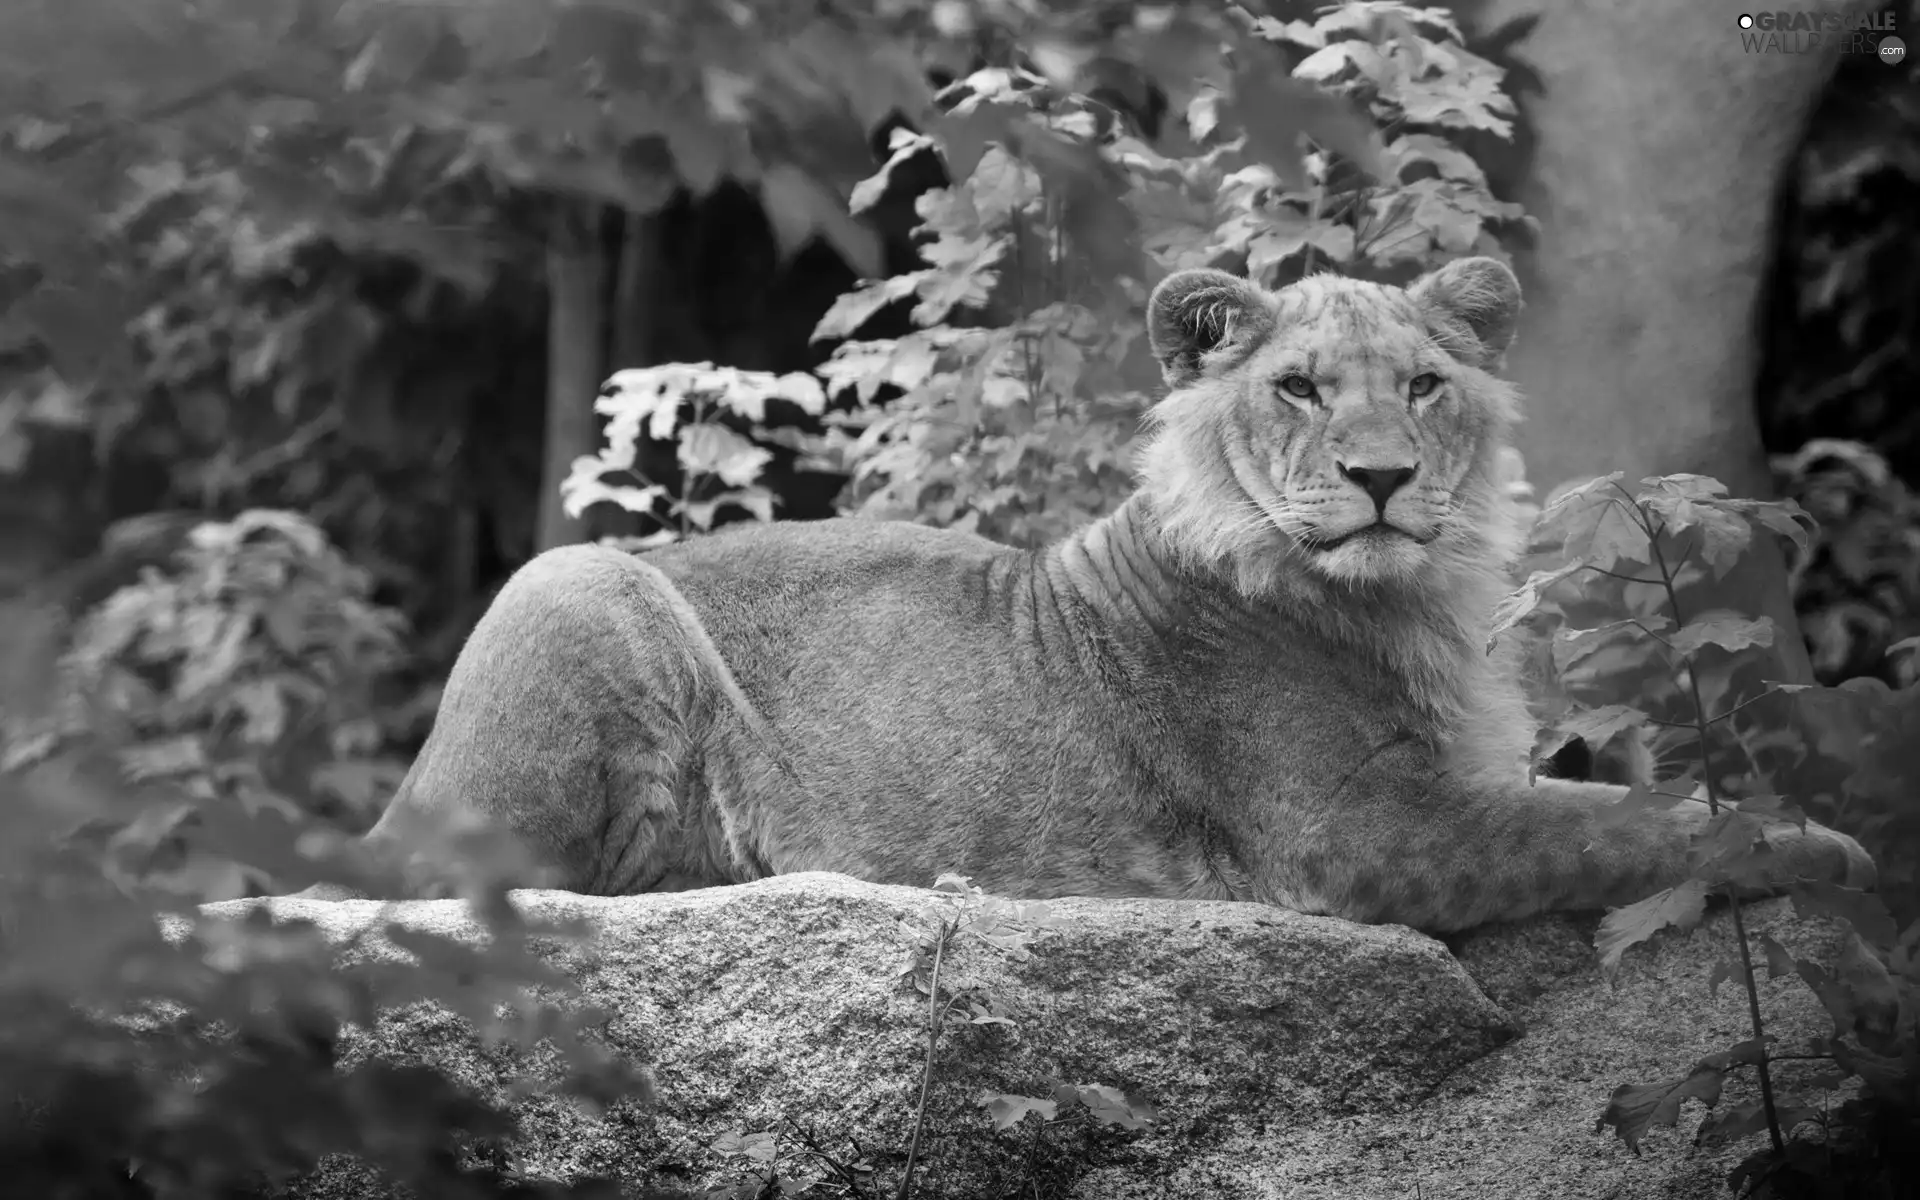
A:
[[332, 257, 1873, 933]]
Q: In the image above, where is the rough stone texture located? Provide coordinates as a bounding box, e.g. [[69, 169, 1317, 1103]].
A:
[[196, 874, 1846, 1199]]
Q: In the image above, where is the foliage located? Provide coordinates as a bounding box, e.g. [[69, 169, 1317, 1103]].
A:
[[1773, 439, 1920, 689], [563, 366, 829, 548], [4, 510, 412, 849], [1491, 471, 1920, 1196], [572, 1, 1529, 549], [1759, 23, 1920, 484], [0, 0, 954, 386], [0, 655, 653, 1198]]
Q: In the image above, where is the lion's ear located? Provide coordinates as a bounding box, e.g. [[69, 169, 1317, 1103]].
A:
[[1147, 269, 1273, 387], [1410, 256, 1522, 369]]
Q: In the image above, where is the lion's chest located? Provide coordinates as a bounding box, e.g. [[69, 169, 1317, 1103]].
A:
[[1143, 620, 1440, 808]]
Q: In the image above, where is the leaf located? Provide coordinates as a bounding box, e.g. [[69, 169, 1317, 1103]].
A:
[[1707, 959, 1743, 999], [1486, 560, 1588, 652], [1834, 933, 1903, 1044], [760, 164, 882, 278], [1552, 615, 1673, 675], [980, 1092, 1056, 1132], [1592, 783, 1685, 831], [1731, 794, 1804, 831], [712, 1130, 779, 1164], [1596, 1060, 1727, 1153], [1529, 473, 1649, 571], [1691, 508, 1752, 579], [679, 486, 776, 530], [1830, 1038, 1909, 1094], [1596, 879, 1709, 979], [1720, 495, 1817, 557], [1789, 881, 1900, 948], [1229, 64, 1386, 187], [1692, 809, 1775, 886], [1547, 705, 1650, 768], [677, 424, 773, 488], [1757, 934, 1799, 980], [1667, 615, 1773, 659], [1388, 133, 1487, 185], [1694, 1097, 1821, 1147], [1561, 498, 1654, 574], [1245, 213, 1355, 282], [812, 274, 921, 344], [1074, 1083, 1158, 1130]]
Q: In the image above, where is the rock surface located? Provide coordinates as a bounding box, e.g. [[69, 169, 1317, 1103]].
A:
[[196, 873, 1846, 1199]]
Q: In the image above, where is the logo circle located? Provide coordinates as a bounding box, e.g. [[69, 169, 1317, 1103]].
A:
[[1738, 13, 1754, 29], [1881, 35, 1908, 65]]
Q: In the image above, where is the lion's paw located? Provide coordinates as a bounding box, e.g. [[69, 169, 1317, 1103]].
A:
[[1753, 820, 1877, 893]]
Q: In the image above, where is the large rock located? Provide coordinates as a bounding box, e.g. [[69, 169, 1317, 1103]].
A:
[[199, 874, 1847, 1199]]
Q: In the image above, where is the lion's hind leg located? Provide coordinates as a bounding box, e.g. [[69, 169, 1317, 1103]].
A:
[[357, 544, 749, 897]]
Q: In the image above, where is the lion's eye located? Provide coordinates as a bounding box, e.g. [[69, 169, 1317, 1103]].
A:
[[1408, 372, 1443, 400], [1278, 374, 1318, 402]]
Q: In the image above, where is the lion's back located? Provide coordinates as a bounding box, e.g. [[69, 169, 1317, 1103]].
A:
[[637, 515, 1051, 737], [640, 516, 1013, 609]]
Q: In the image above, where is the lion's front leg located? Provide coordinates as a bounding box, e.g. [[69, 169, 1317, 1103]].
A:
[[1286, 775, 1876, 934]]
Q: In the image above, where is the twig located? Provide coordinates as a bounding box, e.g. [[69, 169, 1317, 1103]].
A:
[[1649, 523, 1787, 1156], [894, 918, 956, 1200]]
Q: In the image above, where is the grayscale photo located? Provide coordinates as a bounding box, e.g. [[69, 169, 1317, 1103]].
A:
[[0, 2, 1915, 1197]]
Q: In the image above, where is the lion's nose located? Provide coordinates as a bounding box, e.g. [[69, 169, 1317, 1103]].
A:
[[1337, 463, 1417, 516]]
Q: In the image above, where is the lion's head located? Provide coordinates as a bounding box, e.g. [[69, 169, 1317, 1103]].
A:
[[1136, 257, 1525, 600]]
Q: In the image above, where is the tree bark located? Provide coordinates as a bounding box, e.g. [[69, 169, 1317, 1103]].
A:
[[1469, 0, 1877, 694], [1474, 0, 1866, 500], [535, 204, 609, 554], [583, 206, 675, 544]]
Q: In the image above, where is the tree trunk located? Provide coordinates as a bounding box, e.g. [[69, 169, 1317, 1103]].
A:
[[1469, 0, 1872, 766], [1474, 0, 1865, 500], [584, 206, 674, 544], [535, 204, 609, 554]]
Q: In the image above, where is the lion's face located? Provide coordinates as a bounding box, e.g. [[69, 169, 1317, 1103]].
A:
[[1140, 259, 1524, 592]]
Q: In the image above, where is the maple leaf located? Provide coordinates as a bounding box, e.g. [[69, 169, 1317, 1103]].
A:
[[1670, 505, 1752, 579], [1075, 1083, 1158, 1130], [1694, 1097, 1821, 1147], [1486, 560, 1588, 652], [1641, 473, 1731, 500], [1730, 793, 1804, 830], [677, 425, 772, 488], [1596, 1061, 1726, 1153], [1691, 809, 1777, 887], [1789, 881, 1900, 948], [1551, 614, 1673, 675], [1718, 495, 1817, 557], [1230, 62, 1386, 188], [980, 1092, 1056, 1133], [1667, 614, 1774, 659], [1757, 934, 1800, 980], [1546, 704, 1650, 767], [813, 273, 924, 344], [711, 1130, 778, 1164], [1592, 783, 1688, 831], [1706, 959, 1743, 999], [1388, 133, 1487, 184], [1246, 214, 1355, 282], [1596, 878, 1708, 979]]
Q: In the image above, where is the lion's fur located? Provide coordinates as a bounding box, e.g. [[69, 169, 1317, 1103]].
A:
[[349, 259, 1872, 933]]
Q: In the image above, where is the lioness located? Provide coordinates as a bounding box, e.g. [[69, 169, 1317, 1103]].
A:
[[347, 257, 1872, 933]]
